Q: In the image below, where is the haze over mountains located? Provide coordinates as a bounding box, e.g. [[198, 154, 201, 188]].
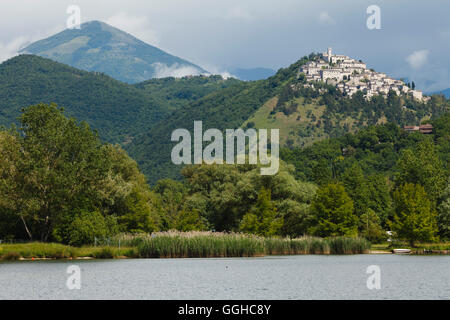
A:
[[430, 88, 450, 98], [229, 68, 276, 81], [19, 21, 207, 83]]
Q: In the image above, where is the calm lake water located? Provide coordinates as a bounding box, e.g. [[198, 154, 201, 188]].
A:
[[0, 255, 449, 300]]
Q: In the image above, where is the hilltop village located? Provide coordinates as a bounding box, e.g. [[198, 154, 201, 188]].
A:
[[298, 48, 428, 102]]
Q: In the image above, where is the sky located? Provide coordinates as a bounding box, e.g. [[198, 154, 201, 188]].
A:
[[1, 0, 449, 91]]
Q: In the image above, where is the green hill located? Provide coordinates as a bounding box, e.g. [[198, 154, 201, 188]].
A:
[[1, 53, 447, 184], [126, 54, 449, 184], [280, 113, 450, 183], [20, 20, 207, 83], [0, 55, 238, 143]]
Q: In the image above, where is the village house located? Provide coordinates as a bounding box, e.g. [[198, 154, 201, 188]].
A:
[[298, 48, 428, 102]]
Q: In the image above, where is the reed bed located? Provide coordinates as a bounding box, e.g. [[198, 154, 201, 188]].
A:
[[135, 232, 370, 258], [137, 231, 266, 258], [0, 233, 370, 260]]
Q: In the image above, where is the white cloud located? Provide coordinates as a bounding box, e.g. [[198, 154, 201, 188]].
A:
[[225, 6, 253, 21], [106, 12, 159, 46], [152, 62, 204, 78], [0, 24, 63, 62], [406, 50, 429, 69], [0, 36, 29, 62], [318, 12, 335, 25], [199, 64, 237, 79]]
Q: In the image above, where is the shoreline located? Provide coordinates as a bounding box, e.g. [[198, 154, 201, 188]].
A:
[[2, 237, 449, 261], [3, 250, 450, 262]]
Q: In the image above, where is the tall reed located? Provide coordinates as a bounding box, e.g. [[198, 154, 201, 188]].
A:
[[135, 232, 370, 258]]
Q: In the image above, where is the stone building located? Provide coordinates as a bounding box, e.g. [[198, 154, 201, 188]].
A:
[[298, 48, 427, 102]]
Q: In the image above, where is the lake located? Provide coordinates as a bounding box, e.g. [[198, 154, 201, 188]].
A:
[[0, 255, 449, 300]]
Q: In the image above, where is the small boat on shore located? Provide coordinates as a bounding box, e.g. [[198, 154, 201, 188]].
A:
[[393, 249, 411, 254]]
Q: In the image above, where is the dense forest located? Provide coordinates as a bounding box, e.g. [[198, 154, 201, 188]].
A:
[[1, 104, 448, 246], [0, 53, 449, 247], [126, 54, 449, 183], [0, 55, 238, 143], [1, 54, 447, 184]]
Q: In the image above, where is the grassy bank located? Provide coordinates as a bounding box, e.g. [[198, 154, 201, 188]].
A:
[[0, 232, 371, 260], [0, 242, 136, 261], [369, 242, 450, 254]]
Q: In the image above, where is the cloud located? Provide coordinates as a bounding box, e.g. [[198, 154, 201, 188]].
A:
[[318, 12, 335, 25], [106, 12, 159, 46], [200, 64, 237, 79], [152, 62, 204, 78], [0, 24, 63, 63], [406, 50, 429, 69], [0, 36, 29, 62], [225, 6, 253, 21]]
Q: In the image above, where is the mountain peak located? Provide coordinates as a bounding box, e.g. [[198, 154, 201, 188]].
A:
[[20, 20, 206, 83]]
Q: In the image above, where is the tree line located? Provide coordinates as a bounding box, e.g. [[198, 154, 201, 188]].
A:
[[0, 104, 449, 246]]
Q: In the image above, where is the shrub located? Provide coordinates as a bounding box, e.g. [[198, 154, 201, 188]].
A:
[[92, 247, 115, 259], [66, 210, 119, 246]]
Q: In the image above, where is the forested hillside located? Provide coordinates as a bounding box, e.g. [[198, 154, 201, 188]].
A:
[[0, 55, 238, 143], [126, 54, 448, 183]]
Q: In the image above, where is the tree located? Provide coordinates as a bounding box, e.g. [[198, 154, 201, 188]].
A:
[[181, 162, 316, 233], [396, 139, 446, 203], [100, 144, 161, 233], [240, 188, 283, 237], [312, 159, 333, 185], [437, 179, 450, 239], [279, 201, 312, 237], [341, 163, 369, 216], [390, 183, 438, 245], [174, 209, 207, 232], [365, 175, 391, 227], [309, 184, 358, 237], [359, 209, 386, 243], [0, 103, 162, 242], [0, 130, 30, 239], [63, 210, 119, 246], [11, 103, 110, 241], [153, 179, 187, 230]]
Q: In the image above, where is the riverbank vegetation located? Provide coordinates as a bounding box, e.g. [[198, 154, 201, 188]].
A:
[[0, 104, 449, 248], [0, 232, 370, 260]]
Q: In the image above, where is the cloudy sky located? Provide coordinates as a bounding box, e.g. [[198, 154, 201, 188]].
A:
[[1, 0, 449, 91]]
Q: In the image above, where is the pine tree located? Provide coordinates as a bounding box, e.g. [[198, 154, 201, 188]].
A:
[[390, 183, 438, 245]]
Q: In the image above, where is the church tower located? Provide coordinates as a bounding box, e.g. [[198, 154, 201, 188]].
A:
[[326, 47, 332, 62]]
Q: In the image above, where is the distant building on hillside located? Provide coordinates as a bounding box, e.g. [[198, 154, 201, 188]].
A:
[[298, 47, 428, 102], [403, 124, 433, 134]]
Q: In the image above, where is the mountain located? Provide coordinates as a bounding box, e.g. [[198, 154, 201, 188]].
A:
[[230, 67, 276, 81], [126, 55, 449, 184], [0, 55, 238, 143], [2, 51, 447, 184], [132, 75, 241, 110], [20, 20, 207, 83]]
